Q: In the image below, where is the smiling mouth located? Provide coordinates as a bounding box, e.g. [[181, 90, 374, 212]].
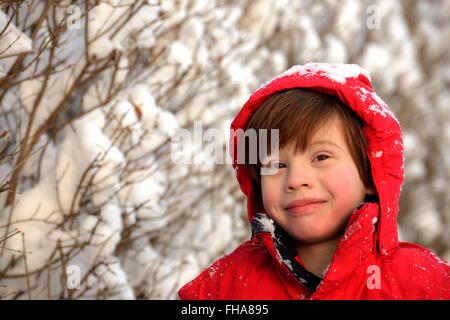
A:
[[285, 199, 327, 215]]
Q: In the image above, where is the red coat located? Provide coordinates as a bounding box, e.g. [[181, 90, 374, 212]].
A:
[[178, 63, 450, 299]]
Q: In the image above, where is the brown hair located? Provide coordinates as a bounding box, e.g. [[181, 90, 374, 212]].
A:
[[244, 88, 375, 193]]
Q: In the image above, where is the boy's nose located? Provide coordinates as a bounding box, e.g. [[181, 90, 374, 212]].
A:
[[285, 167, 314, 192]]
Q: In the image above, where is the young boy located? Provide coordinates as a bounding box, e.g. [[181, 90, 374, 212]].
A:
[[178, 63, 450, 299]]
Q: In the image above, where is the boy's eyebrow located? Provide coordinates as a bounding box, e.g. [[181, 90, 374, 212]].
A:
[[310, 140, 342, 149]]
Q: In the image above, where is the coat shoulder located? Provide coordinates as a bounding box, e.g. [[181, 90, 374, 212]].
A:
[[384, 242, 450, 298], [393, 242, 450, 272]]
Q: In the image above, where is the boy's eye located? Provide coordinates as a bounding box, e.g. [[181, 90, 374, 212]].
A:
[[260, 161, 285, 175], [270, 162, 286, 169], [314, 154, 329, 162]]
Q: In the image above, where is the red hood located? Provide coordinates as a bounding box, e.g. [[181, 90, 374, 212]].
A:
[[229, 63, 404, 255]]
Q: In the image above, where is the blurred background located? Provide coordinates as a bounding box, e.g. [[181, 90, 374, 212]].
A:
[[0, 0, 448, 299]]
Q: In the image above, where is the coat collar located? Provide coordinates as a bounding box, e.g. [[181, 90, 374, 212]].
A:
[[251, 213, 322, 293], [251, 202, 380, 294]]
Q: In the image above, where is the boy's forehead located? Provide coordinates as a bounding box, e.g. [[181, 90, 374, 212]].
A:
[[310, 116, 345, 139], [281, 116, 346, 151]]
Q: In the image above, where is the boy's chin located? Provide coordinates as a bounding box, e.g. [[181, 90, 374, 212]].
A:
[[292, 230, 343, 245]]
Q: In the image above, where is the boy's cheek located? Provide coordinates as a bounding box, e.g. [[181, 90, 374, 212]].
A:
[[327, 170, 351, 188], [324, 167, 363, 198], [261, 182, 278, 209]]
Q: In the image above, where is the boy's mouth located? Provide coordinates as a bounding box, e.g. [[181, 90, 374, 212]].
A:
[[284, 198, 327, 215]]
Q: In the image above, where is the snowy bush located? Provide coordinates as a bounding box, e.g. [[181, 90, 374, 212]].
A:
[[0, 0, 448, 299]]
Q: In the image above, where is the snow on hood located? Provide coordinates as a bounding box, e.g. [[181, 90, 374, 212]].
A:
[[229, 63, 404, 255]]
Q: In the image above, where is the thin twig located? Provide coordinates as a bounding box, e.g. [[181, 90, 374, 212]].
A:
[[21, 232, 32, 300]]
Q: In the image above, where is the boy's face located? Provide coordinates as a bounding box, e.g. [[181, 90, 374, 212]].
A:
[[260, 116, 373, 245]]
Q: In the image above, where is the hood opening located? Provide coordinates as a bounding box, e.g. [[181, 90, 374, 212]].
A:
[[230, 63, 404, 255]]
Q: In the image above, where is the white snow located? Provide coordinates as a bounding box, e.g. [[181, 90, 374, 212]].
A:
[[179, 17, 205, 51], [342, 221, 362, 242], [3, 174, 62, 271], [367, 92, 398, 123], [371, 151, 383, 158], [157, 109, 180, 137], [254, 214, 275, 234], [356, 87, 369, 102], [334, 0, 362, 45], [0, 11, 33, 76], [261, 62, 371, 89], [167, 41, 193, 71]]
